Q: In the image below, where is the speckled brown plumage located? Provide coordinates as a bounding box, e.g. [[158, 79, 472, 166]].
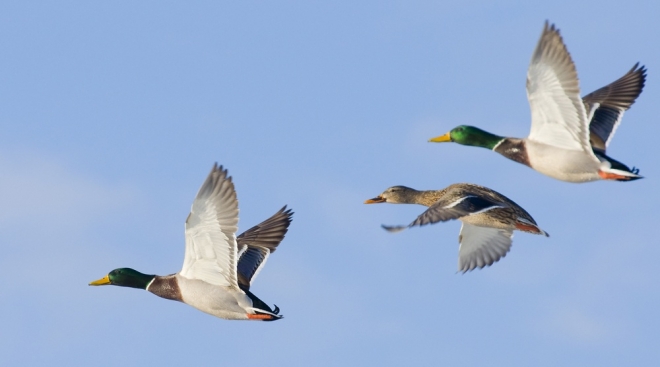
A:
[[367, 183, 543, 232], [365, 183, 549, 272]]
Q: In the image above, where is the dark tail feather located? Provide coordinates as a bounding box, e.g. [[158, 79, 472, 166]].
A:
[[246, 290, 282, 321], [595, 151, 643, 181]]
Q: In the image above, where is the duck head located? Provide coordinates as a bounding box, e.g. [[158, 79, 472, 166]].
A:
[[428, 125, 504, 150], [364, 186, 419, 204], [89, 268, 156, 289]]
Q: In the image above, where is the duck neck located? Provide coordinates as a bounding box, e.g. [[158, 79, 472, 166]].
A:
[[112, 268, 156, 290], [469, 131, 505, 150], [401, 189, 441, 207]]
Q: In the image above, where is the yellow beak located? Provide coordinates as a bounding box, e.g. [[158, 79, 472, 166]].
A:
[[428, 132, 452, 143], [89, 275, 111, 286], [364, 196, 385, 204]]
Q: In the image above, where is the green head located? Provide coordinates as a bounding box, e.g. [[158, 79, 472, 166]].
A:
[[89, 268, 156, 289], [428, 125, 504, 150]]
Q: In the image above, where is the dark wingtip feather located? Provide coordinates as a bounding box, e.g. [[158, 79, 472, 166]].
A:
[[381, 224, 407, 233]]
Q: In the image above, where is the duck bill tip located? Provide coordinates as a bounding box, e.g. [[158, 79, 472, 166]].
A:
[[428, 132, 452, 143], [89, 275, 111, 286]]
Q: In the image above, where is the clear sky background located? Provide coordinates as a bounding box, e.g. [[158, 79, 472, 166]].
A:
[[1, 1, 659, 366]]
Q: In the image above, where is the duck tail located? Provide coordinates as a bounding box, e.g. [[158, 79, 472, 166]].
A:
[[598, 167, 643, 181], [246, 290, 283, 321], [515, 218, 549, 237], [596, 152, 643, 181]]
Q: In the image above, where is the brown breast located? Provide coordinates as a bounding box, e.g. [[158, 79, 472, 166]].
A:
[[148, 275, 183, 302]]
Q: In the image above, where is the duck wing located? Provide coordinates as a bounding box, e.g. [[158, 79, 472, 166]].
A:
[[526, 22, 593, 154], [382, 195, 504, 232], [180, 164, 240, 288], [583, 63, 646, 153], [236, 206, 293, 291], [457, 223, 513, 273]]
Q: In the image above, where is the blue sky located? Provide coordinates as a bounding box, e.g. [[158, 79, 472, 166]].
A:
[[1, 1, 659, 366]]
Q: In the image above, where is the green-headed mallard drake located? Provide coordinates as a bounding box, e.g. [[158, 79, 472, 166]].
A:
[[90, 164, 293, 321], [429, 22, 645, 183], [365, 184, 548, 272]]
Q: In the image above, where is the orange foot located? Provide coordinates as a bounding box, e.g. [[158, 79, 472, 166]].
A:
[[247, 313, 274, 320], [598, 170, 632, 180]]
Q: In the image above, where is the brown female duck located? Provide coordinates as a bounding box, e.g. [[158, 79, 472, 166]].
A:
[[365, 183, 548, 272]]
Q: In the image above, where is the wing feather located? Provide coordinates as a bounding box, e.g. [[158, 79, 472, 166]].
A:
[[236, 207, 293, 291], [583, 63, 646, 152], [237, 247, 270, 292], [180, 164, 240, 288], [382, 195, 503, 232], [411, 196, 501, 228], [236, 206, 293, 253], [526, 22, 592, 153], [458, 223, 513, 273]]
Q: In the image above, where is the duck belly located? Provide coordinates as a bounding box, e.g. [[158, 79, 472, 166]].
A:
[[525, 141, 600, 183], [176, 275, 252, 320], [461, 208, 516, 230]]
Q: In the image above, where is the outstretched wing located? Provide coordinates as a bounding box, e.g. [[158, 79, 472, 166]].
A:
[[526, 22, 592, 154], [180, 164, 240, 288], [382, 195, 504, 232], [583, 63, 646, 152], [457, 223, 513, 273], [236, 206, 293, 291]]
